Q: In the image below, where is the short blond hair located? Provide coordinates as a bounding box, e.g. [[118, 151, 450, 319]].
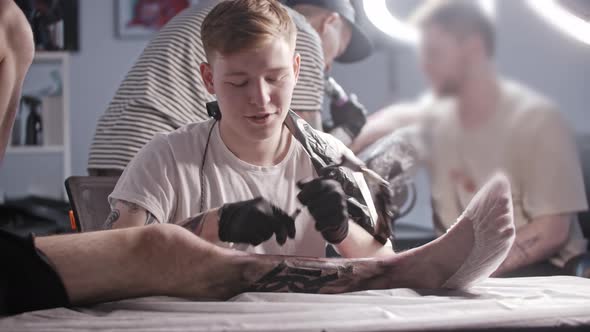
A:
[[201, 0, 297, 60], [410, 0, 496, 56]]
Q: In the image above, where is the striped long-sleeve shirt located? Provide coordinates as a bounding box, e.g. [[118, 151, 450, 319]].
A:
[[88, 4, 324, 171]]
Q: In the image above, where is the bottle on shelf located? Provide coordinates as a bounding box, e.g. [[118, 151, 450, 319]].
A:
[[23, 95, 43, 146]]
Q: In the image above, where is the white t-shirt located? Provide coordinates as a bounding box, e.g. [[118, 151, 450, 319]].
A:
[[88, 4, 325, 171], [110, 119, 359, 257], [425, 80, 588, 266]]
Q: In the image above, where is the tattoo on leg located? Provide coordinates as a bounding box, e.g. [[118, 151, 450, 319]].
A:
[[247, 261, 354, 293], [104, 209, 121, 229]]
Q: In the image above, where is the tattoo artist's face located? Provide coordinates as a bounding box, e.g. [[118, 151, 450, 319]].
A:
[[420, 24, 469, 97], [318, 15, 352, 72], [202, 37, 300, 141]]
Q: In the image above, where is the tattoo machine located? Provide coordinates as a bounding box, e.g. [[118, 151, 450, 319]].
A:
[[322, 153, 395, 237]]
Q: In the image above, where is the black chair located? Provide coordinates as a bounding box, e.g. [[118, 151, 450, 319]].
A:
[[64, 176, 118, 232], [576, 135, 590, 247], [567, 135, 590, 277]]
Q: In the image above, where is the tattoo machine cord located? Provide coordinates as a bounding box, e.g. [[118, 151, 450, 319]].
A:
[[199, 120, 218, 213]]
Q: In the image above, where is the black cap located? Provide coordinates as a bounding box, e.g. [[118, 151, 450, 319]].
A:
[[286, 0, 373, 63]]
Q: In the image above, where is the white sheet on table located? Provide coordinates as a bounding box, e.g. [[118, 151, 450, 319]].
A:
[[1, 276, 590, 332]]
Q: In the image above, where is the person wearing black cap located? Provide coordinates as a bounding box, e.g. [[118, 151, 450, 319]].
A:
[[286, 0, 374, 146], [88, 0, 373, 176], [286, 0, 372, 68]]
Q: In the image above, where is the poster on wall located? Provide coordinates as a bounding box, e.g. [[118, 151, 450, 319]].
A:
[[115, 0, 200, 39]]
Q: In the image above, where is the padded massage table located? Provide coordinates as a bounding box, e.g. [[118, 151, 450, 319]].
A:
[[1, 276, 589, 331]]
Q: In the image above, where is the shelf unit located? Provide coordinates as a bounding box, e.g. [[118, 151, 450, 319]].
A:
[[6, 146, 65, 154], [32, 51, 70, 61], [1, 51, 71, 200]]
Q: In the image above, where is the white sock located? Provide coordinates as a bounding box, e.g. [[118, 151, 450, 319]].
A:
[[442, 172, 515, 289]]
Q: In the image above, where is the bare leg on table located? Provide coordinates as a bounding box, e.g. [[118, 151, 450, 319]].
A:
[[36, 173, 515, 305]]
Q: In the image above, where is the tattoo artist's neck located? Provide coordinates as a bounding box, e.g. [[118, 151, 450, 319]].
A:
[[457, 73, 500, 130], [219, 122, 290, 166]]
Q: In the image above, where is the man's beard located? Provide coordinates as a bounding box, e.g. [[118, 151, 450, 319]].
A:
[[435, 79, 461, 97]]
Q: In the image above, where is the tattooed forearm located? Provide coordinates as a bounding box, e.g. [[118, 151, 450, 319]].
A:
[[104, 209, 121, 229], [494, 235, 542, 276], [120, 200, 141, 214], [103, 199, 152, 229], [180, 212, 207, 235], [145, 212, 158, 225], [514, 236, 541, 260]]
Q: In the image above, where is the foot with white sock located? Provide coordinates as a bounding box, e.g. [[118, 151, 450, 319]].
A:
[[382, 172, 515, 289]]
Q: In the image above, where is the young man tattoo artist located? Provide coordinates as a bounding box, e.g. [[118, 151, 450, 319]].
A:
[[1, 0, 515, 316]]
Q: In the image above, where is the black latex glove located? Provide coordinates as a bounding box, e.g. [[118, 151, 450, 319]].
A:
[[218, 197, 296, 246], [297, 178, 349, 244], [330, 94, 367, 139]]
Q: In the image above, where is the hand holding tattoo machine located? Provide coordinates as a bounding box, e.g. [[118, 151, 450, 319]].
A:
[[218, 197, 296, 246], [323, 76, 368, 146], [321, 153, 396, 242], [205, 101, 395, 245], [296, 175, 350, 244], [285, 112, 394, 244]]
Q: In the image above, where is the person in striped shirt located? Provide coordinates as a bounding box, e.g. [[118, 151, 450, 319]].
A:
[[88, 0, 372, 176]]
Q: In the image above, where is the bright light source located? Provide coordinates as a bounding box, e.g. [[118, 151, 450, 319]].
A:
[[527, 0, 590, 46], [363, 0, 419, 44], [479, 0, 496, 18], [363, 0, 496, 45]]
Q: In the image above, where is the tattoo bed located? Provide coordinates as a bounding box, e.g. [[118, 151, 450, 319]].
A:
[[1, 276, 589, 331]]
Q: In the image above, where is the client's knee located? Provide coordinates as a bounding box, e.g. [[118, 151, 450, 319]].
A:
[[135, 223, 196, 257], [134, 224, 243, 298], [135, 223, 231, 266]]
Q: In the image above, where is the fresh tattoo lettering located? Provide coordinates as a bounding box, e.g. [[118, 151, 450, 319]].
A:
[[247, 261, 354, 293]]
